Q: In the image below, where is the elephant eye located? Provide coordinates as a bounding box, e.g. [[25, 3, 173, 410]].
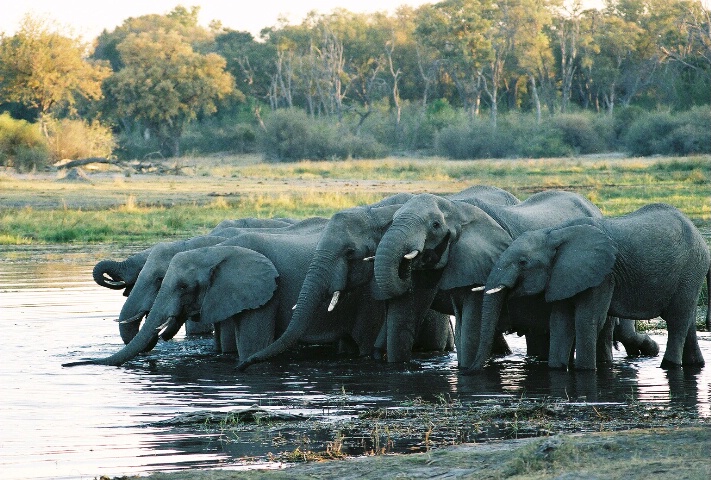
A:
[[432, 221, 441, 229], [518, 258, 529, 267]]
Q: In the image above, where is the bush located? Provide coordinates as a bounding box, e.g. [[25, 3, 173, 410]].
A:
[[0, 113, 50, 171], [549, 113, 609, 154], [44, 117, 115, 161], [260, 109, 387, 161], [624, 107, 710, 156]]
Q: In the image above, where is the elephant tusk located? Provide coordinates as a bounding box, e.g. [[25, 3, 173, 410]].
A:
[[403, 250, 419, 260], [116, 312, 145, 324], [328, 291, 341, 312], [362, 255, 375, 262], [485, 286, 505, 294], [292, 304, 297, 310], [155, 320, 171, 332], [471, 286, 486, 292]]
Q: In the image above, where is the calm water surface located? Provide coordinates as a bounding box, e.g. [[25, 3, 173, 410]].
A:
[[1, 245, 709, 479]]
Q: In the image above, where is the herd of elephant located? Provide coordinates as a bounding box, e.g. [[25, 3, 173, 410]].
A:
[[63, 186, 711, 373]]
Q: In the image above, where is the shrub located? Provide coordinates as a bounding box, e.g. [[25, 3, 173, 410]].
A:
[[0, 113, 50, 171], [44, 117, 115, 161], [549, 113, 608, 154], [624, 107, 710, 156], [260, 108, 388, 161]]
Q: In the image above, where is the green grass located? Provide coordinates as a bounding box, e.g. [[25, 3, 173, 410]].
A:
[[1, 155, 708, 245]]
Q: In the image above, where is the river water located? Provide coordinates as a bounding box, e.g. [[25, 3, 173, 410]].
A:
[[1, 245, 709, 479]]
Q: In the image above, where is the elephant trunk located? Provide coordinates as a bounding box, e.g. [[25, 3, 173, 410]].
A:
[[374, 221, 424, 299], [237, 255, 336, 371], [465, 287, 507, 373], [63, 313, 170, 367], [93, 259, 130, 290]]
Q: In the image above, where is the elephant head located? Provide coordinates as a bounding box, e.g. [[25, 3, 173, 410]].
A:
[[63, 245, 279, 367], [467, 222, 617, 371], [236, 193, 414, 371], [115, 235, 227, 344], [373, 194, 513, 362], [92, 246, 153, 294]]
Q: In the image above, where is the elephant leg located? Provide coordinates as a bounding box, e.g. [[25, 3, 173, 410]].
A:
[[236, 298, 278, 360], [681, 326, 705, 367], [548, 303, 575, 370], [614, 318, 659, 357], [524, 329, 549, 360], [219, 318, 238, 354], [595, 316, 615, 366], [573, 284, 614, 370], [414, 310, 454, 352], [373, 323, 387, 360], [185, 318, 214, 336], [457, 291, 484, 369]]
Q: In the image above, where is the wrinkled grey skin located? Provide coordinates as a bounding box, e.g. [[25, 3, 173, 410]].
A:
[[374, 190, 603, 366], [63, 245, 280, 366], [92, 217, 295, 295], [114, 217, 328, 345], [237, 186, 519, 370], [473, 203, 708, 371]]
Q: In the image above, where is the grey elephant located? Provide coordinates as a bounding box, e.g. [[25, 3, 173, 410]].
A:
[[471, 203, 709, 371], [237, 186, 519, 371], [114, 216, 329, 346], [373, 190, 604, 366], [63, 245, 280, 366], [92, 216, 294, 294]]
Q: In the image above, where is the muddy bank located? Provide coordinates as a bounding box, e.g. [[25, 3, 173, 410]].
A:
[[108, 426, 710, 479]]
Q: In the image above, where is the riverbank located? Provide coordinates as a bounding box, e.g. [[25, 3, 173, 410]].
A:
[[113, 426, 710, 479]]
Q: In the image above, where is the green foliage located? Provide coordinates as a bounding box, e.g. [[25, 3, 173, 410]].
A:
[[259, 109, 387, 161], [624, 107, 711, 156], [0, 113, 49, 171], [0, 15, 110, 118]]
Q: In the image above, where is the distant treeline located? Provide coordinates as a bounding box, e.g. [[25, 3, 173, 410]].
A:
[[0, 1, 709, 169]]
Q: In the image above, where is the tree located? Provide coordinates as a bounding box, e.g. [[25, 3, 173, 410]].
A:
[[104, 29, 235, 157], [0, 15, 110, 121]]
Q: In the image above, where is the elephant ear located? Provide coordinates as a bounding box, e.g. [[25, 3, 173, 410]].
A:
[[438, 212, 512, 291], [545, 224, 617, 302], [369, 204, 402, 230], [200, 246, 279, 325]]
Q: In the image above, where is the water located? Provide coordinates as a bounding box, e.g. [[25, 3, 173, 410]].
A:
[[1, 245, 709, 479]]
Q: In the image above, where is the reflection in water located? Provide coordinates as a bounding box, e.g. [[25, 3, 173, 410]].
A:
[[0, 246, 709, 479]]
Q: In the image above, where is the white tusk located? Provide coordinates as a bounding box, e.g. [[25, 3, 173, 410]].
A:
[[471, 286, 486, 292], [327, 291, 341, 312], [156, 320, 171, 331], [363, 256, 375, 262], [292, 304, 297, 310], [485, 286, 505, 294], [403, 250, 419, 260]]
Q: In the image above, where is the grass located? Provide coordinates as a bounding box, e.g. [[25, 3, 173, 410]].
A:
[[0, 154, 709, 245]]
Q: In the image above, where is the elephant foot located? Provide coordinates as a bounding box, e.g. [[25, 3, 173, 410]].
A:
[[660, 357, 683, 369], [639, 337, 660, 357], [371, 348, 385, 361]]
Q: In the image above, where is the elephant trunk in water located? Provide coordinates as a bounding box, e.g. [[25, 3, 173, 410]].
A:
[[62, 312, 176, 367], [464, 286, 508, 373], [373, 221, 430, 363], [237, 253, 337, 371]]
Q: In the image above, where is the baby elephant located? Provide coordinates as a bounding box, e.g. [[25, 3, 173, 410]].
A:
[[472, 203, 709, 371]]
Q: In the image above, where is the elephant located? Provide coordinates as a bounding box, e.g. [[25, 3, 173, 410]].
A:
[[92, 216, 295, 295], [471, 203, 709, 371], [63, 245, 280, 366], [237, 186, 519, 371], [373, 189, 605, 366], [114, 216, 329, 345]]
